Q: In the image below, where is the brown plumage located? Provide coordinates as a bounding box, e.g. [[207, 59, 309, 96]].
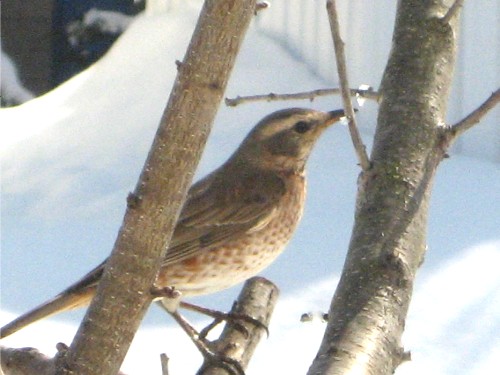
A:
[[1, 108, 345, 338]]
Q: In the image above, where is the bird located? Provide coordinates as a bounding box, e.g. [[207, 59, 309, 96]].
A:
[[1, 108, 345, 339]]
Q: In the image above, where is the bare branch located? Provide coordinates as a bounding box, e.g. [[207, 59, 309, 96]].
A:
[[326, 0, 371, 171], [255, 2, 270, 14], [198, 277, 279, 375], [309, 0, 461, 373], [0, 346, 129, 375], [441, 0, 464, 24], [55, 1, 258, 374], [1, 346, 55, 375], [225, 87, 379, 107], [449, 88, 500, 138], [160, 353, 170, 375]]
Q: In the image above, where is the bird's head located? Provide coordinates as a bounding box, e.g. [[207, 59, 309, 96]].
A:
[[231, 108, 345, 173]]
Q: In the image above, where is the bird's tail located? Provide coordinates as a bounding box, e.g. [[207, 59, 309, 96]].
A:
[[1, 261, 105, 339], [1, 287, 95, 339]]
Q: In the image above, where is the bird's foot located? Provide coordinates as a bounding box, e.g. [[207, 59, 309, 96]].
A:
[[151, 285, 183, 312], [180, 301, 269, 339], [196, 347, 245, 375], [157, 304, 245, 375]]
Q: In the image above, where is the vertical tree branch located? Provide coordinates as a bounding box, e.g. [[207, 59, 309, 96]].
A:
[[309, 1, 461, 374], [56, 1, 257, 374]]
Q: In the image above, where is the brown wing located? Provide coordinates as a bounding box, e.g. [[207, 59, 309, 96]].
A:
[[163, 166, 286, 266]]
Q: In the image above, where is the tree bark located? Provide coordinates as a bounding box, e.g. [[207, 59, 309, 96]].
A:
[[198, 277, 279, 375], [56, 1, 257, 374], [1, 346, 57, 375], [308, 1, 460, 374], [0, 346, 128, 375]]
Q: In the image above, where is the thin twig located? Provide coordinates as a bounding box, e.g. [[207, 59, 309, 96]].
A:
[[326, 0, 371, 171], [225, 87, 379, 107], [255, 2, 270, 14], [160, 353, 170, 375], [449, 88, 500, 138], [441, 0, 464, 24]]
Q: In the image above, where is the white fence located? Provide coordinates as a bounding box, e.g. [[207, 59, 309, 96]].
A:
[[255, 0, 499, 163]]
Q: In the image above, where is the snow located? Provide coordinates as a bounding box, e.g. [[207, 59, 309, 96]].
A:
[[1, 3, 499, 374], [81, 9, 135, 34], [66, 8, 135, 48]]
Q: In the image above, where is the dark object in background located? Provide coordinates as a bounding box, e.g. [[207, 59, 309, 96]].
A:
[[1, 0, 55, 98], [51, 0, 144, 86], [1, 0, 144, 106]]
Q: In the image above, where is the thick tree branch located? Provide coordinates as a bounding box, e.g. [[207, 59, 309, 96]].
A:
[[197, 277, 279, 375], [326, 0, 371, 171], [0, 346, 128, 375], [308, 1, 461, 374], [1, 346, 56, 375], [224, 87, 379, 107], [448, 88, 500, 139], [55, 1, 257, 374]]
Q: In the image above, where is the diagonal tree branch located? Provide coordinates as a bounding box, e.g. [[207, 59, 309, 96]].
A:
[[326, 0, 371, 171], [441, 0, 464, 24], [448, 88, 500, 139], [55, 1, 257, 374]]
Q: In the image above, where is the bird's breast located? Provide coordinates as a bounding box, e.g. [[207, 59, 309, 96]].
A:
[[158, 175, 306, 296]]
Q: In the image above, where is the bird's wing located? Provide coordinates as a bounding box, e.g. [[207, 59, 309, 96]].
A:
[[163, 169, 286, 266]]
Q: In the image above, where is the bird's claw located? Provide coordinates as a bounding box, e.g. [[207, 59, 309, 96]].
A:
[[197, 349, 245, 375], [199, 317, 224, 340], [222, 311, 269, 338], [151, 285, 182, 299], [180, 301, 269, 339]]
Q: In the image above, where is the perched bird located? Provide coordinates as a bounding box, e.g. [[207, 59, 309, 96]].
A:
[[1, 108, 345, 339]]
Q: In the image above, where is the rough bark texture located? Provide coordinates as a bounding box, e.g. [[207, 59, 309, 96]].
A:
[[198, 277, 279, 375], [55, 1, 257, 374], [0, 346, 128, 375], [1, 346, 57, 375], [308, 1, 459, 374]]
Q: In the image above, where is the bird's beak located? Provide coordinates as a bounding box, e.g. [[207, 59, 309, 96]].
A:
[[328, 109, 348, 123], [316, 109, 347, 130], [322, 108, 358, 128]]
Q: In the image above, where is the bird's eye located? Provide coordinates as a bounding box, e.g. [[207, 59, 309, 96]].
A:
[[293, 121, 311, 134]]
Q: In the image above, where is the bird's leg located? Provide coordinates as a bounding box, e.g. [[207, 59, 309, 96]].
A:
[[153, 288, 245, 375], [151, 286, 183, 309], [164, 307, 244, 375], [162, 304, 210, 354], [179, 301, 269, 339], [151, 287, 268, 338]]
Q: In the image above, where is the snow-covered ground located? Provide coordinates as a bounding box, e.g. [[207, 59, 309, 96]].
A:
[[1, 3, 499, 374]]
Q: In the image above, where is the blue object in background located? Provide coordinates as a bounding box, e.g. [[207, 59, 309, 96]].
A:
[[51, 0, 144, 86]]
